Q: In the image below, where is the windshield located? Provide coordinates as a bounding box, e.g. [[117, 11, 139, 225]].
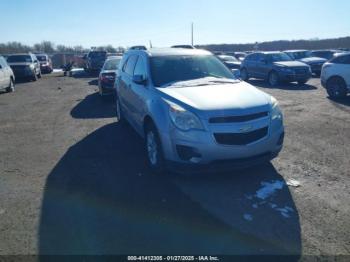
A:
[[36, 55, 47, 62], [88, 51, 107, 59], [150, 55, 235, 87], [268, 53, 292, 62], [219, 55, 239, 62], [7, 55, 32, 63], [103, 58, 121, 70], [287, 51, 312, 59]]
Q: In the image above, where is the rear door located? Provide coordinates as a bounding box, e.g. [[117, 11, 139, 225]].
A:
[[118, 55, 138, 124], [246, 53, 259, 77]]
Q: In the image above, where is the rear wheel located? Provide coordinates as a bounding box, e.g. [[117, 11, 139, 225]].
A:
[[240, 68, 249, 81], [326, 77, 347, 98], [6, 79, 15, 93], [145, 122, 165, 174], [268, 71, 279, 86]]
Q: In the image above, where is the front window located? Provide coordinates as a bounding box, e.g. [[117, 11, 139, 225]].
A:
[[268, 53, 292, 62], [103, 58, 121, 70], [88, 51, 107, 59], [36, 55, 47, 62], [150, 55, 235, 87], [7, 55, 32, 63]]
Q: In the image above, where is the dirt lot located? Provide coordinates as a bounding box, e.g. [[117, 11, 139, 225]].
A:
[[0, 71, 349, 257]]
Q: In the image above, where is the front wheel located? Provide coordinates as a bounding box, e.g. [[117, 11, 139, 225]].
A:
[[326, 77, 347, 98], [37, 71, 42, 79], [6, 79, 15, 93], [145, 123, 165, 174], [31, 72, 38, 81], [268, 71, 279, 86], [298, 80, 308, 85]]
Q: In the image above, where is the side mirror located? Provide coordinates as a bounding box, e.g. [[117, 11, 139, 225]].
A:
[[133, 75, 147, 85]]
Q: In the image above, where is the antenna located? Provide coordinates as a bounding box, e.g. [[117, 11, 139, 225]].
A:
[[149, 40, 153, 48], [191, 22, 194, 46]]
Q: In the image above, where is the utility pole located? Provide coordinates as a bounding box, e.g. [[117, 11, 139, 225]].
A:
[[191, 22, 194, 46]]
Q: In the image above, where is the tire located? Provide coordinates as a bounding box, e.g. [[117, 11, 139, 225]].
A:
[[268, 71, 279, 86], [298, 80, 308, 85], [31, 72, 37, 81], [145, 122, 165, 174], [6, 79, 15, 93], [116, 95, 124, 123], [240, 68, 249, 81], [326, 77, 347, 98], [37, 71, 42, 79]]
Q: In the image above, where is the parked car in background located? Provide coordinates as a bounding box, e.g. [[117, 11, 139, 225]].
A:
[[35, 53, 53, 74], [233, 52, 247, 61], [83, 50, 107, 74], [98, 56, 122, 96], [7, 53, 41, 81], [240, 52, 311, 86], [115, 48, 284, 173], [171, 45, 196, 49], [321, 53, 350, 98], [0, 55, 15, 93], [284, 50, 327, 76], [217, 55, 241, 78]]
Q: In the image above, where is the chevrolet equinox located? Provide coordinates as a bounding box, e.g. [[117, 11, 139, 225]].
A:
[[115, 48, 285, 173]]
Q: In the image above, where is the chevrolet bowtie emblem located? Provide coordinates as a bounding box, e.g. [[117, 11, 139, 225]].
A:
[[239, 125, 253, 132]]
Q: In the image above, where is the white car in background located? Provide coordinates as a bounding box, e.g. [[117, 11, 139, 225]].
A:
[[321, 53, 350, 98], [0, 55, 15, 93]]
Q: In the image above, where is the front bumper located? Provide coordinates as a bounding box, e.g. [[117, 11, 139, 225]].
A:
[[279, 71, 312, 82], [160, 118, 284, 172], [12, 68, 35, 78]]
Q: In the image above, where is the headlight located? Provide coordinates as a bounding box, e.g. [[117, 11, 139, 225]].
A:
[[29, 64, 35, 69], [279, 67, 293, 74], [167, 101, 204, 131], [271, 97, 283, 121]]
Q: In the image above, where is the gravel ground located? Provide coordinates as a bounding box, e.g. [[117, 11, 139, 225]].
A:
[[0, 71, 349, 257]]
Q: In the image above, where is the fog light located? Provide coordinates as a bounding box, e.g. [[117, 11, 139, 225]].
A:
[[176, 145, 202, 161]]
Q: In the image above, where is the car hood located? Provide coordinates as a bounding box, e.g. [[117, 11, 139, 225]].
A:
[[273, 61, 308, 67], [299, 57, 327, 64], [157, 80, 272, 118]]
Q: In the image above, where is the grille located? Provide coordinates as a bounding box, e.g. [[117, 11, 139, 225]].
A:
[[209, 112, 268, 124], [214, 127, 268, 145], [10, 65, 26, 70]]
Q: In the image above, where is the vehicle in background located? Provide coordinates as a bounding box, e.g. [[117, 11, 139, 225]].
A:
[[6, 53, 41, 81], [171, 45, 196, 49], [233, 52, 247, 61], [115, 48, 284, 173], [311, 50, 343, 60], [129, 46, 147, 51], [98, 56, 122, 96], [284, 50, 327, 76], [240, 52, 311, 86], [217, 55, 241, 78], [35, 54, 53, 74], [321, 53, 350, 98], [83, 50, 107, 74], [0, 55, 15, 93]]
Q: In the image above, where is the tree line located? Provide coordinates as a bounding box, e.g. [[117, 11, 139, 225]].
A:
[[0, 41, 125, 54], [197, 36, 350, 52]]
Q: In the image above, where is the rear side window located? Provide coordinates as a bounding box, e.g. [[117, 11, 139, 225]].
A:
[[331, 55, 350, 64], [124, 55, 138, 76], [0, 57, 7, 68]]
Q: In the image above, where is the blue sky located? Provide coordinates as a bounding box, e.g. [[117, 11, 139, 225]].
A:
[[0, 0, 349, 48]]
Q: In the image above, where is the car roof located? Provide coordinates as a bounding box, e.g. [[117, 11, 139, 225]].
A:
[[106, 56, 122, 60], [126, 48, 212, 57], [7, 53, 33, 56]]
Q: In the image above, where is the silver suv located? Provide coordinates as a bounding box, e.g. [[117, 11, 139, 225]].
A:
[[0, 55, 15, 93], [6, 53, 41, 81], [115, 48, 285, 173]]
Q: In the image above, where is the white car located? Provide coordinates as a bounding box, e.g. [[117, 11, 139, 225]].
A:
[[321, 53, 350, 98], [0, 55, 15, 93]]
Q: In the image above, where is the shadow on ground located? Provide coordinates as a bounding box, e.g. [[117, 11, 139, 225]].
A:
[[39, 120, 301, 256], [248, 79, 317, 90], [71, 93, 115, 119], [328, 96, 350, 108]]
